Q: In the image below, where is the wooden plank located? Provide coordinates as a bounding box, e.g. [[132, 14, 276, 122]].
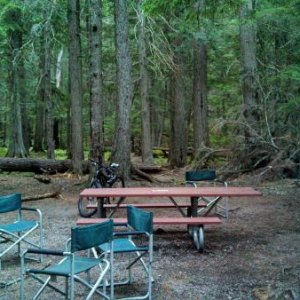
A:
[[80, 186, 262, 198], [77, 216, 221, 226]]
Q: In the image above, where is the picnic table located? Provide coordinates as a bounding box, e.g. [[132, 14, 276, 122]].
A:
[[78, 186, 262, 251]]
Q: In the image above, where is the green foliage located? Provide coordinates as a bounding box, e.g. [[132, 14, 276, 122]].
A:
[[0, 0, 298, 171], [0, 147, 7, 156], [54, 149, 67, 160], [278, 97, 300, 137], [279, 97, 300, 114], [280, 65, 300, 82], [152, 150, 168, 166], [0, 2, 23, 32]]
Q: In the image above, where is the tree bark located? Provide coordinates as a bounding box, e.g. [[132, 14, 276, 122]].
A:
[[137, 0, 154, 165], [88, 0, 104, 160], [33, 71, 45, 152], [169, 50, 187, 167], [20, 56, 30, 152], [68, 0, 84, 174], [150, 79, 166, 147], [240, 0, 258, 139], [193, 38, 209, 157], [112, 0, 133, 179], [44, 17, 55, 159], [6, 7, 27, 158]]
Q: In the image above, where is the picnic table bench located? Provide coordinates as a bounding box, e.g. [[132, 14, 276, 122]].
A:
[[78, 186, 262, 251], [77, 216, 221, 251], [87, 202, 207, 217]]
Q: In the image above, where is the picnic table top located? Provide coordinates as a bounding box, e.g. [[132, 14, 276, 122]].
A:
[[80, 186, 262, 198]]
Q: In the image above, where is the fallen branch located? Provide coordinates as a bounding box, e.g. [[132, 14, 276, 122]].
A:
[[34, 175, 51, 184], [130, 165, 158, 183], [22, 188, 62, 202], [134, 164, 163, 173]]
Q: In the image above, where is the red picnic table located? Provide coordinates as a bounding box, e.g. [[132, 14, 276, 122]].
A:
[[78, 186, 262, 251]]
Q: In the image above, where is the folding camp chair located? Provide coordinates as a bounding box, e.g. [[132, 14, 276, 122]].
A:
[[185, 170, 229, 218], [0, 193, 43, 270], [99, 206, 154, 300], [20, 220, 114, 300]]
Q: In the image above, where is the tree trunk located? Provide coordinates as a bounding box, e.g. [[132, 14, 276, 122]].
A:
[[169, 51, 187, 167], [112, 0, 133, 179], [6, 8, 27, 158], [55, 48, 64, 89], [88, 0, 104, 160], [20, 58, 30, 152], [240, 0, 258, 139], [68, 0, 84, 174], [33, 73, 45, 152], [44, 18, 55, 159], [193, 38, 209, 157], [137, 0, 153, 165], [150, 79, 166, 147]]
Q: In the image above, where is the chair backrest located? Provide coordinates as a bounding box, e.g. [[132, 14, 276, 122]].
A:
[[0, 193, 21, 214], [71, 220, 113, 252], [185, 170, 216, 182], [127, 206, 153, 234]]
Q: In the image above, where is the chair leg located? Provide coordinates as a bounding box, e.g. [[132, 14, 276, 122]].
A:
[[20, 254, 25, 300], [18, 232, 21, 255], [33, 276, 52, 300], [38, 223, 43, 263], [0, 225, 41, 267]]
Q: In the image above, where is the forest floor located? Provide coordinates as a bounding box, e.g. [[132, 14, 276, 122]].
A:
[[0, 168, 300, 300]]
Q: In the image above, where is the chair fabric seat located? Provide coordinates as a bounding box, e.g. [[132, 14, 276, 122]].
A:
[[0, 220, 37, 233], [28, 256, 101, 277], [100, 238, 149, 253]]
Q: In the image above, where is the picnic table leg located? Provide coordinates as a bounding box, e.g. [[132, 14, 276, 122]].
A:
[[97, 198, 106, 218], [188, 197, 204, 250], [190, 197, 198, 217]]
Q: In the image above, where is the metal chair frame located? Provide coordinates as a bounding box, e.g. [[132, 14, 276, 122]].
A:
[[185, 170, 229, 218], [0, 193, 43, 271], [20, 220, 114, 300], [98, 206, 154, 300]]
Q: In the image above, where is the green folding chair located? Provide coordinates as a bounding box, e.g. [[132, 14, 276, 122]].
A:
[[20, 220, 114, 300], [99, 206, 154, 300], [185, 170, 229, 218], [0, 193, 43, 271]]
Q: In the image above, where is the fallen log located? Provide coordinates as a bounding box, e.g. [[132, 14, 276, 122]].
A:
[[0, 158, 163, 175], [134, 164, 163, 173], [130, 165, 157, 183], [0, 158, 89, 174]]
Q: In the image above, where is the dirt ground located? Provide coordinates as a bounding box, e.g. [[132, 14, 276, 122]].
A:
[[0, 169, 299, 300]]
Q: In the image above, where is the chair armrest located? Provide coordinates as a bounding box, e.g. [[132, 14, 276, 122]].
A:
[[113, 222, 128, 227], [21, 207, 39, 212], [25, 248, 64, 256], [20, 207, 43, 221], [114, 230, 147, 237]]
